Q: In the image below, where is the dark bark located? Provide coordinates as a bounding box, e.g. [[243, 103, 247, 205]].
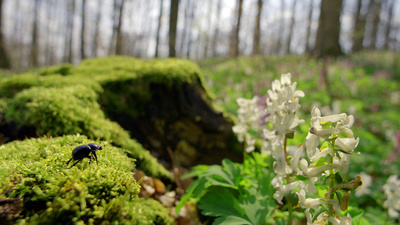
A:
[[169, 0, 179, 57], [285, 0, 297, 54], [109, 0, 119, 55], [368, 0, 381, 49], [230, 0, 243, 57], [115, 0, 125, 55], [80, 0, 86, 60], [0, 0, 11, 69], [305, 0, 314, 53], [30, 0, 40, 67], [276, 0, 285, 54], [93, 0, 103, 57], [211, 0, 222, 57], [312, 0, 343, 58], [352, 0, 366, 53], [383, 0, 394, 50], [252, 0, 263, 55], [64, 0, 75, 63], [155, 0, 164, 57]]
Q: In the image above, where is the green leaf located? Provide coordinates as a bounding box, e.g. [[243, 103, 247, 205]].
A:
[[175, 178, 208, 213], [182, 165, 210, 179], [239, 188, 271, 225], [213, 215, 252, 225], [222, 159, 242, 186], [198, 187, 247, 221], [312, 157, 328, 167]]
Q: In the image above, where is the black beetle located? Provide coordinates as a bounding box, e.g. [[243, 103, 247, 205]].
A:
[[66, 143, 102, 168]]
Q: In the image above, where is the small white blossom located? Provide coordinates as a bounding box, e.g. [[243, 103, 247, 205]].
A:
[[383, 175, 400, 217]]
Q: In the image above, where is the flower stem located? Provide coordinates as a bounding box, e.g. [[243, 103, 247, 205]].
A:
[[284, 137, 293, 225]]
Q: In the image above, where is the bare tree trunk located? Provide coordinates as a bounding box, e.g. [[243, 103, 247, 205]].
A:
[[0, 0, 10, 69], [304, 0, 314, 53], [252, 0, 263, 55], [211, 0, 222, 57], [155, 0, 164, 57], [368, 0, 381, 49], [109, 0, 118, 55], [285, 0, 297, 54], [185, 1, 196, 58], [230, 0, 243, 57], [352, 0, 366, 53], [93, 0, 103, 57], [276, 0, 285, 54], [169, 0, 179, 57], [31, 0, 40, 67], [383, 0, 394, 50], [203, 0, 213, 58], [312, 0, 343, 58], [64, 0, 75, 63], [115, 0, 125, 55], [80, 0, 86, 60]]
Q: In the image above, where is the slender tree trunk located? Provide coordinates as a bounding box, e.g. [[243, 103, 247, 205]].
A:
[[368, 0, 381, 49], [169, 0, 179, 57], [352, 0, 366, 53], [203, 0, 213, 58], [80, 0, 86, 60], [312, 0, 343, 58], [383, 0, 394, 50], [115, 0, 125, 55], [211, 0, 222, 57], [31, 0, 40, 67], [185, 1, 196, 58], [276, 0, 285, 54], [93, 0, 103, 57], [252, 0, 263, 55], [109, 0, 118, 55], [0, 0, 10, 69], [286, 0, 297, 54], [64, 0, 75, 63], [305, 0, 314, 53], [155, 0, 164, 57], [230, 0, 243, 57]]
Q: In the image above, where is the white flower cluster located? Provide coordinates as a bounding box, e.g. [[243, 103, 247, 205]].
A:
[[383, 175, 400, 218], [232, 96, 262, 153], [296, 106, 359, 224], [263, 73, 305, 203]]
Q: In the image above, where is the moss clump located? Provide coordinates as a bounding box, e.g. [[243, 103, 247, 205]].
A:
[[0, 135, 173, 224], [3, 84, 170, 179]]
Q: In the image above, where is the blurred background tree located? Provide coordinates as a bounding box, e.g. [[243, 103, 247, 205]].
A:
[[0, 0, 399, 70]]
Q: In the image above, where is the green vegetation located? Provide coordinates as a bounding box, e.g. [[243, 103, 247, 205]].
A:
[[191, 51, 400, 224], [0, 135, 173, 225]]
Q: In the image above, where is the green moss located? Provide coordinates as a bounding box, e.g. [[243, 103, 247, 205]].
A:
[[0, 135, 173, 225], [4, 84, 170, 179]]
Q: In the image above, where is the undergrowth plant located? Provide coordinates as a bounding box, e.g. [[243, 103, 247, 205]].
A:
[[176, 73, 396, 225]]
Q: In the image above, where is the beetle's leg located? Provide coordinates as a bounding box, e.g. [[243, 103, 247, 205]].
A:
[[93, 152, 98, 165], [69, 159, 82, 168], [66, 158, 73, 165], [88, 155, 92, 164]]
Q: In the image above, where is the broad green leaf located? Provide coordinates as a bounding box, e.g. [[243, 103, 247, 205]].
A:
[[239, 188, 271, 225], [213, 215, 252, 225], [175, 178, 208, 213], [198, 187, 244, 219]]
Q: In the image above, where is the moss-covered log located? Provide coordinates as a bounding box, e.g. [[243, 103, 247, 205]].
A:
[[0, 56, 242, 170]]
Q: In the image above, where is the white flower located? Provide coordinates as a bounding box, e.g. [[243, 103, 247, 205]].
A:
[[335, 137, 359, 153], [355, 172, 372, 197], [272, 177, 304, 204], [383, 175, 400, 217], [297, 190, 336, 209]]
